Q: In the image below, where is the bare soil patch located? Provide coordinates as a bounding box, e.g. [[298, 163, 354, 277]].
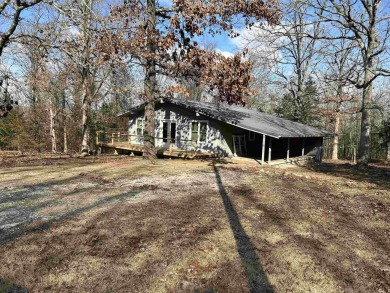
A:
[[0, 155, 389, 292]]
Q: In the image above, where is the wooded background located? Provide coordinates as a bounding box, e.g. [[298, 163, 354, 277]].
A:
[[0, 0, 389, 162]]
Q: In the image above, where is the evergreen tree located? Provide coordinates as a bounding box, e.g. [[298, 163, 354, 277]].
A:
[[276, 76, 319, 125]]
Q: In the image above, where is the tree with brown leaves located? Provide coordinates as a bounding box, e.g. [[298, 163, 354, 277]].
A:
[[100, 0, 280, 159]]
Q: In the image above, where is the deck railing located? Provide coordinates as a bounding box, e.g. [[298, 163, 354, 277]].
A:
[[96, 131, 198, 152]]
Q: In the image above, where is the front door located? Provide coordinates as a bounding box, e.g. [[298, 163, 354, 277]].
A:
[[233, 135, 247, 156], [162, 121, 176, 148]]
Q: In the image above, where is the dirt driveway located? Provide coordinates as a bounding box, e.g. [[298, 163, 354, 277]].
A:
[[0, 155, 389, 292]]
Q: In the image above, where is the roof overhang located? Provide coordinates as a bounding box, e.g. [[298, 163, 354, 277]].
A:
[[118, 98, 334, 139]]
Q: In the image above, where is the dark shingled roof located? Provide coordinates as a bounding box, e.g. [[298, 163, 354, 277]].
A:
[[120, 98, 333, 139]]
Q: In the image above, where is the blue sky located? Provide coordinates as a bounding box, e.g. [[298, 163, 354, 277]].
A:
[[194, 31, 240, 57], [156, 0, 242, 56], [0, 0, 243, 56]]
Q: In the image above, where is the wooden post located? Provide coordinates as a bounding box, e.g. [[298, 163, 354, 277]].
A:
[[261, 135, 266, 165], [96, 131, 99, 145], [353, 147, 356, 164], [233, 136, 237, 156], [301, 138, 305, 157], [111, 133, 114, 145], [268, 137, 272, 164], [387, 142, 390, 161], [286, 138, 290, 162]]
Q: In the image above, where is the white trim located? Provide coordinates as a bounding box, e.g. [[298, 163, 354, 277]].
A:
[[161, 119, 177, 147], [233, 135, 247, 156], [136, 118, 144, 136], [190, 120, 209, 145]]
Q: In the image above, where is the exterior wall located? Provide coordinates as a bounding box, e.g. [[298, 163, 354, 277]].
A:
[[127, 103, 325, 160], [214, 123, 268, 158], [128, 103, 234, 156]]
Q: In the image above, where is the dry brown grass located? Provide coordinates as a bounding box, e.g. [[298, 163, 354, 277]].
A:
[[0, 155, 389, 292]]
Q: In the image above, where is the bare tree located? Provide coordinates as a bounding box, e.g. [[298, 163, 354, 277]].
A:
[[242, 1, 324, 122], [0, 0, 44, 56], [0, 0, 44, 118], [49, 0, 115, 154], [308, 0, 390, 164], [317, 31, 359, 160]]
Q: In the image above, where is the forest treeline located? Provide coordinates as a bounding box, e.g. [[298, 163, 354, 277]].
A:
[[0, 0, 389, 162]]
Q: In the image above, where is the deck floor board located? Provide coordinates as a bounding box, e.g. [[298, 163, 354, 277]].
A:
[[98, 143, 216, 159]]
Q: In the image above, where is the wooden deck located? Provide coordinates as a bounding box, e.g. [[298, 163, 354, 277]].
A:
[[96, 131, 217, 159], [98, 142, 217, 159]]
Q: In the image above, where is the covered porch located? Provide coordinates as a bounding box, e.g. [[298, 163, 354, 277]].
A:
[[256, 136, 323, 165], [231, 130, 323, 165]]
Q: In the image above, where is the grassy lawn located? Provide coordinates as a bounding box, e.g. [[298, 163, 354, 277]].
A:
[[0, 154, 389, 292]]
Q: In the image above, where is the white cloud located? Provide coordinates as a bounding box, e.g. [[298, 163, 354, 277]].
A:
[[230, 23, 286, 51], [214, 48, 235, 58], [228, 23, 289, 68]]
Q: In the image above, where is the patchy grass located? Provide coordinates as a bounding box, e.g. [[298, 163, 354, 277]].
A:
[[0, 278, 27, 293], [0, 155, 389, 292]]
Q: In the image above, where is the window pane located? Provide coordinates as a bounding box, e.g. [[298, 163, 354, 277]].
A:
[[136, 119, 144, 136], [170, 123, 176, 143], [240, 136, 247, 154], [191, 122, 198, 142], [163, 122, 168, 143], [199, 122, 207, 142]]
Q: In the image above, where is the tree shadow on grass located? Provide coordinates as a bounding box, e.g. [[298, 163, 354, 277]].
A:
[[0, 278, 28, 293], [212, 163, 273, 293], [0, 176, 79, 205], [306, 162, 390, 190], [0, 191, 140, 245], [242, 177, 390, 292]]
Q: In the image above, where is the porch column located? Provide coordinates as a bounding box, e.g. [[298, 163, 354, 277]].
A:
[[233, 136, 237, 156], [286, 138, 290, 162], [268, 137, 272, 164], [261, 135, 266, 165], [301, 138, 305, 157]]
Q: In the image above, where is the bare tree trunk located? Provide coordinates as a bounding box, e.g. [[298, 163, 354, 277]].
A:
[[332, 112, 340, 160], [49, 101, 57, 153], [80, 0, 93, 154], [332, 83, 344, 161], [358, 65, 373, 165], [81, 83, 90, 153], [143, 0, 157, 160], [387, 142, 390, 161], [62, 91, 68, 153], [64, 125, 68, 153]]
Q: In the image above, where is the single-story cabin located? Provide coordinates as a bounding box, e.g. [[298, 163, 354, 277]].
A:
[[98, 98, 332, 163]]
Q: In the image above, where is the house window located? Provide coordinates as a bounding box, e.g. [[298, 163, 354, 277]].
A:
[[163, 121, 176, 143], [136, 119, 144, 136], [191, 121, 208, 144], [249, 131, 256, 141], [233, 135, 247, 156]]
